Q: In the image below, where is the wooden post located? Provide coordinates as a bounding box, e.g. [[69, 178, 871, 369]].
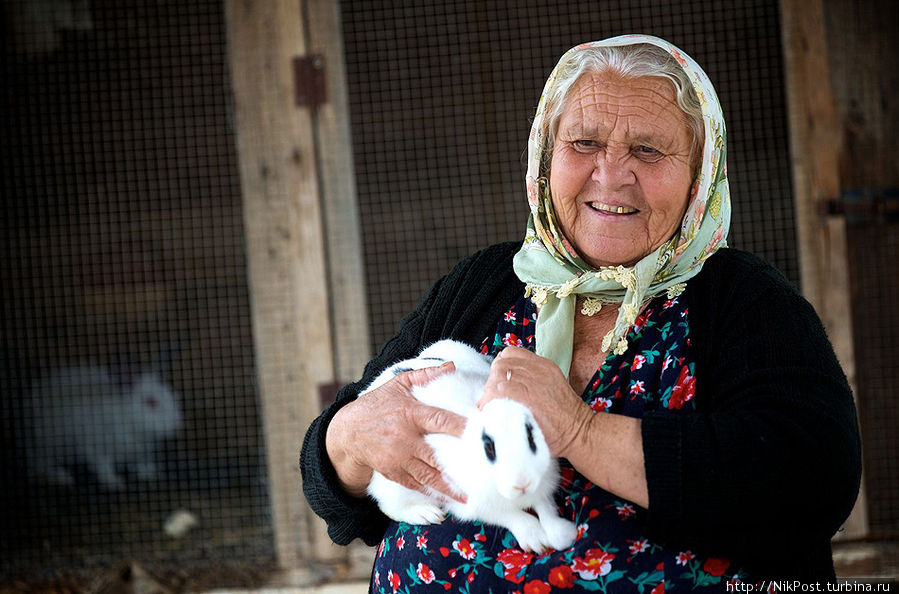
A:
[[304, 0, 371, 397], [304, 0, 372, 563], [225, 0, 337, 568], [780, 0, 868, 539]]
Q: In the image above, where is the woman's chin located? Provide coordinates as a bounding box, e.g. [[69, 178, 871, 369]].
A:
[[577, 243, 646, 269]]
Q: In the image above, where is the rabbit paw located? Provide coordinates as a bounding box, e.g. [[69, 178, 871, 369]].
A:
[[508, 514, 550, 553], [389, 501, 446, 525], [542, 517, 578, 551]]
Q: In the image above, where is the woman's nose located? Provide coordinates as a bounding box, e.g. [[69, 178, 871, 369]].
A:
[[591, 151, 636, 188]]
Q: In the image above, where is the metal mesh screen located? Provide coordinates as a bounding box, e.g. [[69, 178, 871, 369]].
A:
[[341, 0, 798, 354], [0, 0, 274, 589], [849, 218, 899, 537]]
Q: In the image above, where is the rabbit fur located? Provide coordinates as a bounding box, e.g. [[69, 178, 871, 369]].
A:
[[362, 340, 577, 552], [23, 365, 182, 490]]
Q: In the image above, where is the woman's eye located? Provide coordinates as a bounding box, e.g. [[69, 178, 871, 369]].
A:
[[634, 145, 664, 161], [571, 140, 600, 153]]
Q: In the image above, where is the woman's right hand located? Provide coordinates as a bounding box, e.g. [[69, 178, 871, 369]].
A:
[[325, 362, 468, 501]]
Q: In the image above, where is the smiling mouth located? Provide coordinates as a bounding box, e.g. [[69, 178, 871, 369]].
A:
[[588, 202, 639, 215]]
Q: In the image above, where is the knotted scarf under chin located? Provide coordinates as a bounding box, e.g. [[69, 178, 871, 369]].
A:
[[512, 220, 689, 378]]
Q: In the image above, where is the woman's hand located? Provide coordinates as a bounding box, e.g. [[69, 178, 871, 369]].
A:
[[481, 346, 648, 508], [326, 363, 468, 501], [480, 347, 594, 459]]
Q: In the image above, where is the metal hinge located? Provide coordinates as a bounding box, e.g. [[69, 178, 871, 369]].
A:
[[819, 189, 899, 224], [293, 54, 326, 109]]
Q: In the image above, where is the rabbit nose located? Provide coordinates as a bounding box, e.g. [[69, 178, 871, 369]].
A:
[[513, 478, 532, 495]]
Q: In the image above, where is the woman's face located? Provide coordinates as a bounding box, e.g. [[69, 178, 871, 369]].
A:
[[549, 72, 696, 269]]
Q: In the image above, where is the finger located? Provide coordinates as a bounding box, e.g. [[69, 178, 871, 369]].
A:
[[410, 403, 467, 437], [404, 458, 466, 503], [402, 360, 456, 387]]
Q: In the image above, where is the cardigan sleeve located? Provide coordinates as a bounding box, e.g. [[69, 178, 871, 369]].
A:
[[642, 251, 862, 574]]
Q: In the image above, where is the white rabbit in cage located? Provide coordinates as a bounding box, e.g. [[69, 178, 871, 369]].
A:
[[23, 358, 182, 490]]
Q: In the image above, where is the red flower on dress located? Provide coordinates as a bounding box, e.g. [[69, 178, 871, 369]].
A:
[[676, 551, 695, 566], [439, 547, 450, 557], [633, 309, 652, 331], [416, 535, 428, 550], [523, 580, 552, 594], [702, 557, 731, 577], [576, 522, 589, 540], [453, 537, 476, 560], [628, 538, 650, 555], [668, 365, 696, 410], [632, 354, 647, 370], [448, 568, 457, 578], [416, 562, 435, 584], [387, 569, 401, 593], [474, 532, 487, 542], [395, 535, 405, 550], [630, 380, 646, 395], [572, 548, 616, 579], [589, 396, 612, 412], [503, 333, 523, 347], [548, 565, 576, 589], [496, 548, 534, 584], [504, 311, 517, 323], [651, 581, 666, 594], [559, 466, 575, 487], [616, 503, 636, 519]]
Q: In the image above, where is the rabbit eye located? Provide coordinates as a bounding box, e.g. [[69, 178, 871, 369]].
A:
[[525, 422, 537, 454], [481, 431, 496, 463], [145, 397, 159, 410]]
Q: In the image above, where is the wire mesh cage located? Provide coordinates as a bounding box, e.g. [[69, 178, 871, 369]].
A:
[[1, 0, 896, 589], [0, 0, 275, 589], [341, 0, 798, 360]]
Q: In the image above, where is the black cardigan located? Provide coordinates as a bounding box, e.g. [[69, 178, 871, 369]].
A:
[[300, 243, 861, 580]]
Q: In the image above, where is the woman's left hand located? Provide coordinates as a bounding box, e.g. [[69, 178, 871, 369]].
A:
[[480, 346, 594, 459]]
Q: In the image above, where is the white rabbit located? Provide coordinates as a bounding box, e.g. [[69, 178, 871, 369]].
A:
[[363, 340, 577, 552], [23, 364, 182, 490]]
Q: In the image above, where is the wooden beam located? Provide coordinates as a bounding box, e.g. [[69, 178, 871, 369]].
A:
[[304, 0, 372, 563], [225, 0, 336, 567], [780, 0, 867, 540]]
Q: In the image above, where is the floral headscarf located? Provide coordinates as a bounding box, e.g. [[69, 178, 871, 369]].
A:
[[512, 35, 730, 377]]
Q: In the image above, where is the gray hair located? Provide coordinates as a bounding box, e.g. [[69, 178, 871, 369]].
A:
[[542, 43, 705, 173]]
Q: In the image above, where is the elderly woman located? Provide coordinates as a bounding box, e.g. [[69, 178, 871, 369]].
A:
[[301, 35, 861, 589]]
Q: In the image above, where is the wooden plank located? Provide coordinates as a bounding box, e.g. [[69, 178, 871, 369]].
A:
[[225, 0, 336, 568], [780, 0, 867, 540], [304, 0, 372, 563], [305, 0, 371, 396]]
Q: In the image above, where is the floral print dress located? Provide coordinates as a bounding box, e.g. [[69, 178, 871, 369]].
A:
[[370, 293, 746, 593]]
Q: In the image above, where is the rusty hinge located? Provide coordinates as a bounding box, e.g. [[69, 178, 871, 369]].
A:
[[293, 54, 326, 109], [318, 380, 346, 409], [819, 189, 899, 224]]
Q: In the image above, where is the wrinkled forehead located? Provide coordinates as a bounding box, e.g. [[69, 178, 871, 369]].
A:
[[559, 72, 691, 135]]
